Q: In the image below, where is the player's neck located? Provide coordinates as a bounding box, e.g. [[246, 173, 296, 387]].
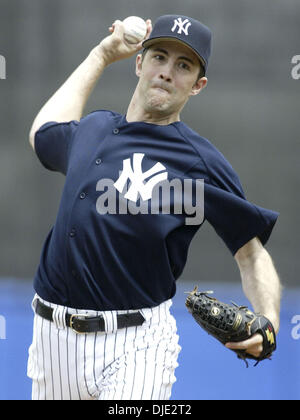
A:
[[126, 91, 181, 126]]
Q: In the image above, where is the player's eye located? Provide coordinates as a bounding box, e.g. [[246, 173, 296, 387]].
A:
[[178, 62, 190, 71], [153, 54, 165, 61]]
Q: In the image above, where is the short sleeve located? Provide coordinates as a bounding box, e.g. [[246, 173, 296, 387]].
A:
[[204, 184, 278, 255], [186, 145, 279, 256], [34, 120, 79, 174]]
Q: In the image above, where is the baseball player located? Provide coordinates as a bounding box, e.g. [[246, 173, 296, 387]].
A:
[[27, 15, 281, 400]]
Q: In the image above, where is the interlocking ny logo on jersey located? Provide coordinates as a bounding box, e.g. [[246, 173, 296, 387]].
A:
[[114, 153, 168, 202], [171, 18, 192, 36], [96, 153, 204, 225]]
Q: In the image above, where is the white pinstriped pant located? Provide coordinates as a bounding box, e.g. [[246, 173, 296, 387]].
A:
[[27, 295, 181, 400]]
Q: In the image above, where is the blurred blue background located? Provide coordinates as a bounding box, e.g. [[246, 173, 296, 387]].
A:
[[0, 0, 299, 400], [0, 279, 299, 400]]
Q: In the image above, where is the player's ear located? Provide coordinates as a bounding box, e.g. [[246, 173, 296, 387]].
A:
[[135, 54, 143, 77], [190, 77, 208, 96]]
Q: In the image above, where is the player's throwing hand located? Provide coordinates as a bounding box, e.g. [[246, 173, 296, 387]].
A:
[[96, 19, 152, 66]]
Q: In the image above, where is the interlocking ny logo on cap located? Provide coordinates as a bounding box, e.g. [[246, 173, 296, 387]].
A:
[[171, 18, 192, 36]]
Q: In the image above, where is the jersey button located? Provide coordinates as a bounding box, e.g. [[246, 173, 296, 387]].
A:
[[69, 229, 76, 237], [95, 158, 102, 165], [113, 128, 119, 135], [79, 192, 86, 199]]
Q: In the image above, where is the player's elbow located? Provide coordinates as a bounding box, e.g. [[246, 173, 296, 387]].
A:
[[234, 237, 264, 268], [29, 118, 43, 151], [29, 119, 41, 151], [28, 128, 36, 151]]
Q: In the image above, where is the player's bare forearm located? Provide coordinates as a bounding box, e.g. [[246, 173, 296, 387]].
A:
[[28, 19, 152, 150], [29, 50, 106, 149], [234, 237, 282, 333]]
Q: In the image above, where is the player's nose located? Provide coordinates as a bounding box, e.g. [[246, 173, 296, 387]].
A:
[[158, 64, 173, 83], [159, 73, 172, 83]]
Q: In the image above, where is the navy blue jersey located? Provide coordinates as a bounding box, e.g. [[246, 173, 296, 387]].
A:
[[33, 110, 278, 310]]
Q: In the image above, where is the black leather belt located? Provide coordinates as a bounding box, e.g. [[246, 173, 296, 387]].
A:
[[35, 299, 145, 334]]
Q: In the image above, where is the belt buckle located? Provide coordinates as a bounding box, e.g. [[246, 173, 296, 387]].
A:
[[70, 313, 90, 334]]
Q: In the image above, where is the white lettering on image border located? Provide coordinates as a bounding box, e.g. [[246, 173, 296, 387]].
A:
[[0, 315, 6, 340], [0, 55, 6, 79]]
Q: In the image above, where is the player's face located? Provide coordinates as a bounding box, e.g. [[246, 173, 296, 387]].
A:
[[135, 41, 207, 120]]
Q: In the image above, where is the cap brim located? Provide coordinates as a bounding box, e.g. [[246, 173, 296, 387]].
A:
[[142, 36, 207, 73]]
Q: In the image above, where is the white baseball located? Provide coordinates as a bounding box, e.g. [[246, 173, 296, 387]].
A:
[[123, 16, 147, 44]]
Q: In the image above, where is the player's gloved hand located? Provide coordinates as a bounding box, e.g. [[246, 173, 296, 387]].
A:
[[226, 332, 264, 358], [185, 287, 277, 367], [95, 19, 152, 67]]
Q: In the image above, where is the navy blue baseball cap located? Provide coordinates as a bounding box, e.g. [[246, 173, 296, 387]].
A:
[[142, 15, 212, 74]]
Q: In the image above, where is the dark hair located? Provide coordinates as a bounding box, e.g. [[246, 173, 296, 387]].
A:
[[141, 48, 206, 81], [196, 63, 206, 80]]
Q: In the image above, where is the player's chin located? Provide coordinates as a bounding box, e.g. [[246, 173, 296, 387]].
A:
[[145, 97, 172, 113]]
